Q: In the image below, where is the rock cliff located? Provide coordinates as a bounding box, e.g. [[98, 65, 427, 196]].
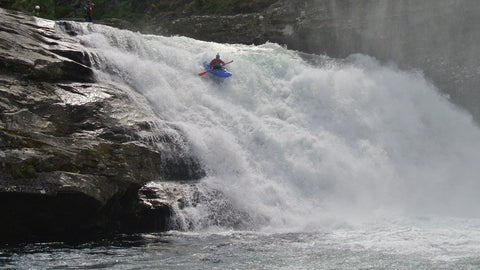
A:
[[0, 7, 204, 244]]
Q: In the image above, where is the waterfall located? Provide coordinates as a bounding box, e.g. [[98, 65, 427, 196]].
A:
[[58, 21, 480, 232]]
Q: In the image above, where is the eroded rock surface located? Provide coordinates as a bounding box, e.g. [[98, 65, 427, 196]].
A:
[[0, 8, 204, 244]]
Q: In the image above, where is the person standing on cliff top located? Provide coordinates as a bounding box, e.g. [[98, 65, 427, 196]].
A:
[[84, 1, 94, 22], [32, 5, 40, 17]]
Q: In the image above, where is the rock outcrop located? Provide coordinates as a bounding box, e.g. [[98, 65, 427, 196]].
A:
[[0, 8, 204, 244]]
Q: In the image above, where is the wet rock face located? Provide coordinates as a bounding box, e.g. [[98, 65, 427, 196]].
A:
[[0, 8, 204, 244]]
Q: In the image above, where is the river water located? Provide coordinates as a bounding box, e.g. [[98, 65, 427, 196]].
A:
[[2, 218, 480, 269], [2, 19, 480, 269]]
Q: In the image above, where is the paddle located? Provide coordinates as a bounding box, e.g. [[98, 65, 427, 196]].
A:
[[198, 60, 234, 76]]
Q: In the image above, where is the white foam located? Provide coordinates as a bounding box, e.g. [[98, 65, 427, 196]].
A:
[[65, 23, 480, 232]]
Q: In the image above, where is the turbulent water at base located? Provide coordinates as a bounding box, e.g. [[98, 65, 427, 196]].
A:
[[3, 21, 480, 269]]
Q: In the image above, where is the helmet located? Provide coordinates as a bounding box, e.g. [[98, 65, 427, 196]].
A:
[[35, 5, 40, 10], [216, 54, 220, 59]]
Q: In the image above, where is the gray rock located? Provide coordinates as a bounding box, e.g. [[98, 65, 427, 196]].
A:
[[0, 8, 204, 244]]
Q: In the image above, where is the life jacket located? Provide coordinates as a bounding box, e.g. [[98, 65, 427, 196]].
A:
[[84, 4, 92, 15], [209, 59, 225, 69]]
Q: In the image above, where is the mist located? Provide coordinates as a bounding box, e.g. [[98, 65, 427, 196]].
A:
[[286, 0, 480, 123]]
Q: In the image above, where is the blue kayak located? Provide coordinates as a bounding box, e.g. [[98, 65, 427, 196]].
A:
[[203, 61, 232, 78]]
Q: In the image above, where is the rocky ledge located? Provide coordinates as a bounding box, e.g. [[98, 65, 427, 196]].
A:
[[0, 8, 204, 244]]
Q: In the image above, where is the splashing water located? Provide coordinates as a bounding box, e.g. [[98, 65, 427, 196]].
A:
[[59, 22, 480, 233], [2, 19, 479, 269]]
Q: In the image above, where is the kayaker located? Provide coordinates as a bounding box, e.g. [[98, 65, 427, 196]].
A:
[[84, 1, 94, 22], [209, 54, 226, 70]]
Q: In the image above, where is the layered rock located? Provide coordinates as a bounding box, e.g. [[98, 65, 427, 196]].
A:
[[0, 8, 204, 244]]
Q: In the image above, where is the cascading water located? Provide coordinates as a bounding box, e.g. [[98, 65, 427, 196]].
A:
[[3, 15, 480, 269], [58, 22, 480, 234]]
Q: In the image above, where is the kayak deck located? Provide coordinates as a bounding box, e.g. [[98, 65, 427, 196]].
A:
[[203, 62, 232, 78]]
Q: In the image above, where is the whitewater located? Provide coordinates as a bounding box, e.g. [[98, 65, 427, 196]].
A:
[[3, 21, 480, 269]]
